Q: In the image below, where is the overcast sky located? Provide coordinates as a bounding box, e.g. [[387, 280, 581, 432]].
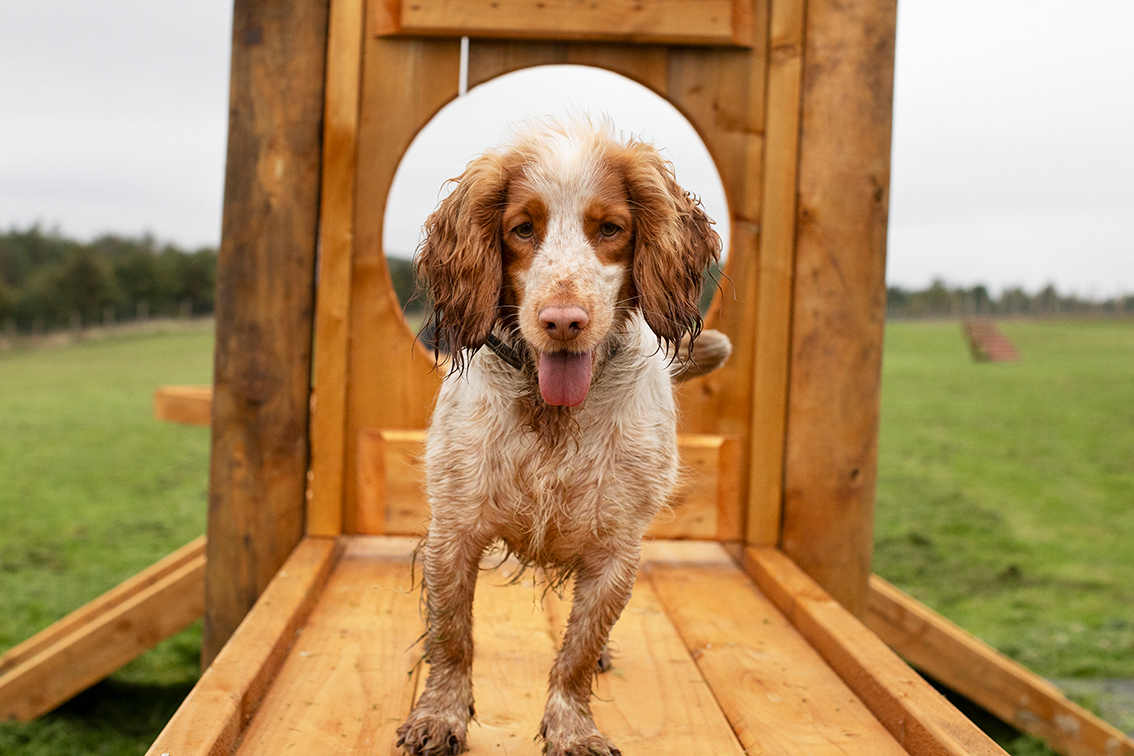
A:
[[1, 1, 1131, 297]]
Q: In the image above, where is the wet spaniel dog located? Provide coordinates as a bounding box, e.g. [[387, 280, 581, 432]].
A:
[[397, 119, 729, 756]]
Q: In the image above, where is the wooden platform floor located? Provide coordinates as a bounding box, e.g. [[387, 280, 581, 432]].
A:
[[229, 537, 909, 756]]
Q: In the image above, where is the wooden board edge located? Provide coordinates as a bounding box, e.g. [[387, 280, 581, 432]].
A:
[[0, 553, 205, 721], [0, 536, 206, 675], [308, 0, 366, 538], [146, 537, 342, 756], [358, 430, 742, 540], [370, 0, 752, 47], [868, 575, 1134, 756], [745, 0, 805, 547], [154, 386, 213, 427], [742, 546, 1010, 756]]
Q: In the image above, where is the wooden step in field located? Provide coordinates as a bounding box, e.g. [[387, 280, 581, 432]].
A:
[[963, 320, 1021, 362]]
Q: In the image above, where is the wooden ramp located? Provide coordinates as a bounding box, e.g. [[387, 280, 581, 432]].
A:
[[963, 320, 1021, 362], [0, 537, 205, 721], [146, 536, 1006, 756]]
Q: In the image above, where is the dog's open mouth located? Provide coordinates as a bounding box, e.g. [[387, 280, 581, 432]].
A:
[[538, 350, 594, 407]]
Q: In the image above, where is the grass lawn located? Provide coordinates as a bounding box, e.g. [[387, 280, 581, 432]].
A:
[[0, 317, 1130, 755], [875, 318, 1134, 752], [0, 324, 213, 755]]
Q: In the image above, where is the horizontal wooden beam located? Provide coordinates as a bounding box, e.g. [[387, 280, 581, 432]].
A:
[[743, 546, 1008, 756], [867, 575, 1134, 756], [154, 386, 213, 426], [0, 538, 206, 721], [372, 0, 755, 47], [357, 428, 741, 539], [145, 537, 341, 756]]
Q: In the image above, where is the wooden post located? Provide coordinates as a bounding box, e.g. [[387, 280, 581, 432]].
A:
[[779, 0, 897, 617], [203, 0, 330, 666]]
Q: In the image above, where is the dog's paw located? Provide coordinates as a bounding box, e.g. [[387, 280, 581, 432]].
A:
[[539, 711, 620, 756], [541, 733, 622, 756], [396, 706, 469, 756]]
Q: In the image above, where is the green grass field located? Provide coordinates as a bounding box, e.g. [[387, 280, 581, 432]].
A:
[[0, 317, 1130, 754], [0, 324, 213, 755]]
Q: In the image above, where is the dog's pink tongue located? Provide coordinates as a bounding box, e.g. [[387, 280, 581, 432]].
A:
[[538, 351, 594, 407]]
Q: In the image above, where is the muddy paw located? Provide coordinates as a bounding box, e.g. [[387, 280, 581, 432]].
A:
[[540, 716, 620, 756], [396, 708, 468, 756], [541, 734, 621, 756]]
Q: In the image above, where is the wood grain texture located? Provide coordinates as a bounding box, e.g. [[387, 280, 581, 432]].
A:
[[373, 0, 752, 47], [644, 542, 908, 756], [308, 0, 366, 537], [0, 542, 205, 721], [464, 32, 773, 545], [354, 429, 740, 539], [745, 0, 805, 545], [779, 0, 897, 615], [868, 576, 1134, 756], [233, 542, 423, 756], [0, 537, 205, 677], [343, 33, 454, 533], [588, 573, 747, 754], [204, 0, 330, 665], [146, 538, 341, 756], [153, 386, 213, 427], [744, 546, 1008, 756]]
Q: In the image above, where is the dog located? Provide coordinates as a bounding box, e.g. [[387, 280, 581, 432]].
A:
[[396, 118, 730, 756]]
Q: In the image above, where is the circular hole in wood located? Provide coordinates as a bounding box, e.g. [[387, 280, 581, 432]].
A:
[[384, 64, 731, 332]]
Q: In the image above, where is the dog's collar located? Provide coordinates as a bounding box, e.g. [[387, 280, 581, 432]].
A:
[[485, 333, 526, 371]]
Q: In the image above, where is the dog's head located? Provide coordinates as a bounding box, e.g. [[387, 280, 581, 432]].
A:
[[416, 119, 721, 406]]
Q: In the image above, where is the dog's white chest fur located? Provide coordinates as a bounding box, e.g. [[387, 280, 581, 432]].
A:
[[424, 317, 679, 565]]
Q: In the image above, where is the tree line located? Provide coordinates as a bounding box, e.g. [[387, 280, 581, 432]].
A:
[[0, 225, 216, 334], [887, 280, 1134, 319], [5, 226, 1127, 334]]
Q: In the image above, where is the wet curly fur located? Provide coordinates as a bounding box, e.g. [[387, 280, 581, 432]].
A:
[[396, 118, 727, 756]]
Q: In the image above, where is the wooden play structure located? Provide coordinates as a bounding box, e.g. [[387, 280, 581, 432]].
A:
[[963, 319, 1021, 362], [2, 1, 1132, 755]]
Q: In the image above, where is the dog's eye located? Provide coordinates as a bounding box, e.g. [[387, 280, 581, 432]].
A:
[[599, 222, 622, 238], [513, 222, 535, 239]]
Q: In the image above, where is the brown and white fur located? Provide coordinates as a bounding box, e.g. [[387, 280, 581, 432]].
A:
[[396, 119, 728, 756]]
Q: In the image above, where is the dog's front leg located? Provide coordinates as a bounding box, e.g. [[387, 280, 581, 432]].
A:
[[540, 550, 638, 756], [397, 527, 487, 756]]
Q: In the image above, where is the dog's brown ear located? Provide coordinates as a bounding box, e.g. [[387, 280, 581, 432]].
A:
[[415, 152, 509, 371], [621, 143, 722, 346]]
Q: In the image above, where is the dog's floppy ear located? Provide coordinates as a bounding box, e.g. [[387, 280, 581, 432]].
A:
[[415, 152, 509, 371], [621, 143, 722, 346]]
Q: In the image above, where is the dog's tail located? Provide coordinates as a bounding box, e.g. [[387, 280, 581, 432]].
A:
[[669, 329, 732, 383]]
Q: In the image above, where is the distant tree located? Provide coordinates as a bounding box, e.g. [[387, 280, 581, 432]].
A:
[[175, 247, 217, 314], [52, 251, 121, 324]]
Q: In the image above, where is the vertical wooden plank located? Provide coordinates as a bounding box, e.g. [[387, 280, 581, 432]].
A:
[[342, 35, 456, 532], [204, 0, 330, 666], [466, 39, 569, 87], [779, 0, 897, 616], [745, 0, 805, 545], [666, 14, 770, 544], [308, 0, 365, 537]]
